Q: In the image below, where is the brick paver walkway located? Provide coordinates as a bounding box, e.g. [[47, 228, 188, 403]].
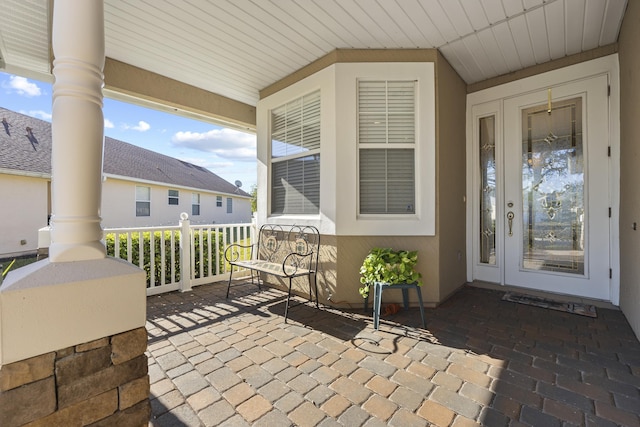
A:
[[146, 282, 640, 426]]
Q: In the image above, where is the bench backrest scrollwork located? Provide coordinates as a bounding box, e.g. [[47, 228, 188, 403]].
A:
[[256, 224, 320, 272]]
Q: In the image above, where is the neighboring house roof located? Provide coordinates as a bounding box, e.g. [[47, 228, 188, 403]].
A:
[[0, 107, 250, 197]]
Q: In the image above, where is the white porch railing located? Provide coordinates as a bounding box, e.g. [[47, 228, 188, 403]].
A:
[[103, 214, 255, 296]]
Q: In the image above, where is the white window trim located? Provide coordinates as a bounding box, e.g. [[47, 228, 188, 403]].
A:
[[192, 193, 200, 216], [168, 189, 179, 206], [357, 80, 417, 217], [256, 64, 334, 233], [135, 185, 151, 217], [269, 90, 321, 216], [336, 62, 435, 236]]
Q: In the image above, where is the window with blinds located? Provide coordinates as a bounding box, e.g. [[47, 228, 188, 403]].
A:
[[271, 90, 320, 215], [168, 189, 179, 205], [358, 80, 416, 214], [192, 193, 200, 216], [136, 186, 150, 217]]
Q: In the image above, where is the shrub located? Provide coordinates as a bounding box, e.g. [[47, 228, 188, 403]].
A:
[[104, 230, 224, 287]]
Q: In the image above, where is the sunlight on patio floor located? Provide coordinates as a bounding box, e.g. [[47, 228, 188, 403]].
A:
[[146, 281, 640, 427]]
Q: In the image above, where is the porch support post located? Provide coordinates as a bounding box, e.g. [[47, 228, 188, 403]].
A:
[[0, 1, 150, 425], [48, 0, 106, 262]]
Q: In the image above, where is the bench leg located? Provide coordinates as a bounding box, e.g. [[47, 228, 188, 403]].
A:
[[227, 266, 262, 299], [253, 269, 262, 291], [226, 267, 234, 299], [284, 277, 294, 323], [309, 273, 319, 308]]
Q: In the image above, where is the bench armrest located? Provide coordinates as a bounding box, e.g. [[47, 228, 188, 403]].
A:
[[282, 251, 315, 277], [225, 243, 254, 263]]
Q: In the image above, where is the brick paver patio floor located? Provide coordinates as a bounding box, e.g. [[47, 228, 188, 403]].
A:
[[146, 281, 640, 426]]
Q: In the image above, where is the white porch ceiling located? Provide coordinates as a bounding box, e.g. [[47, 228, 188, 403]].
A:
[[0, 0, 628, 106]]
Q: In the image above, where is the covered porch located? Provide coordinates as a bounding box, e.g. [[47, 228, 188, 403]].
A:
[[1, 1, 640, 426], [146, 281, 639, 426]]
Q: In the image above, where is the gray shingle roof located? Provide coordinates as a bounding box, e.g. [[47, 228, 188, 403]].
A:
[[0, 107, 250, 197]]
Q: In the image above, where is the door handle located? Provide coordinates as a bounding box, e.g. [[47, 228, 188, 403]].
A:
[[507, 211, 515, 237]]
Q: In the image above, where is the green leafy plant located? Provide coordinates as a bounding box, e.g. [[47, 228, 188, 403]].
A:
[[359, 247, 422, 299]]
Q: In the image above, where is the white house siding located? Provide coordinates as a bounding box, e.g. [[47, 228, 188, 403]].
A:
[[0, 174, 49, 257], [100, 177, 251, 228]]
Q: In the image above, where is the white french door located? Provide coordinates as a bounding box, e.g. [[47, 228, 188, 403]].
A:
[[470, 74, 612, 301]]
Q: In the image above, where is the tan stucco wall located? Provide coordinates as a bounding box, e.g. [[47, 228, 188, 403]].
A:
[[0, 174, 49, 257], [618, 0, 640, 339], [333, 236, 439, 308], [435, 53, 468, 301]]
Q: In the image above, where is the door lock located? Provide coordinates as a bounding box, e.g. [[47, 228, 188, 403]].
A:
[[507, 211, 515, 236]]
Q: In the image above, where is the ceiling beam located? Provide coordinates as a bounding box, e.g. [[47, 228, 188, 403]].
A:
[[104, 58, 256, 131]]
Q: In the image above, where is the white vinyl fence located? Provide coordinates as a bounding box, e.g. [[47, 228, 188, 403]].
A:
[[104, 214, 254, 295]]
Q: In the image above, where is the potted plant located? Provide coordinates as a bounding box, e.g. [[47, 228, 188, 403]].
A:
[[359, 247, 422, 299]]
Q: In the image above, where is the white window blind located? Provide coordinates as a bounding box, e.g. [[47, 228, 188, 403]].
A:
[[136, 186, 150, 217], [358, 80, 416, 214], [168, 189, 179, 205], [192, 193, 200, 216], [271, 90, 320, 215]]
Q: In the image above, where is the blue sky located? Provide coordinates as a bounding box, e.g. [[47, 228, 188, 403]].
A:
[[0, 72, 257, 190]]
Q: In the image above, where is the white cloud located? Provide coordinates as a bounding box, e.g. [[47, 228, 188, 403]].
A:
[[122, 120, 150, 132], [133, 121, 150, 131], [104, 118, 115, 129], [171, 128, 256, 161], [5, 76, 42, 97], [21, 110, 52, 121]]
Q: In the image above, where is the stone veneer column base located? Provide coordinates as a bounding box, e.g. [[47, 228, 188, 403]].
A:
[[0, 327, 150, 427]]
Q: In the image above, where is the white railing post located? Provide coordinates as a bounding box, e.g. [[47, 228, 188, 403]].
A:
[[251, 220, 258, 260], [179, 212, 192, 292]]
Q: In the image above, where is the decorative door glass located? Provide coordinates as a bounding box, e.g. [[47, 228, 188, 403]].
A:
[[479, 116, 496, 265], [520, 97, 584, 274]]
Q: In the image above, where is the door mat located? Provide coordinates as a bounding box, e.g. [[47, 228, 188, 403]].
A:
[[502, 291, 597, 318]]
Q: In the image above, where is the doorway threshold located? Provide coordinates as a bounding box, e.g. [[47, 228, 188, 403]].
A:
[[467, 280, 619, 310]]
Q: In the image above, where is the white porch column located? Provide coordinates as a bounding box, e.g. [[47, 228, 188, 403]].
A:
[[0, 0, 146, 400], [49, 0, 106, 262]]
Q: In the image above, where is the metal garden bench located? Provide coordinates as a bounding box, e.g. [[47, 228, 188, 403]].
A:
[[224, 224, 320, 322]]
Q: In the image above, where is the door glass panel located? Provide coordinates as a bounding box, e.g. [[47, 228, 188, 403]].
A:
[[521, 97, 584, 274], [479, 116, 496, 264]]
